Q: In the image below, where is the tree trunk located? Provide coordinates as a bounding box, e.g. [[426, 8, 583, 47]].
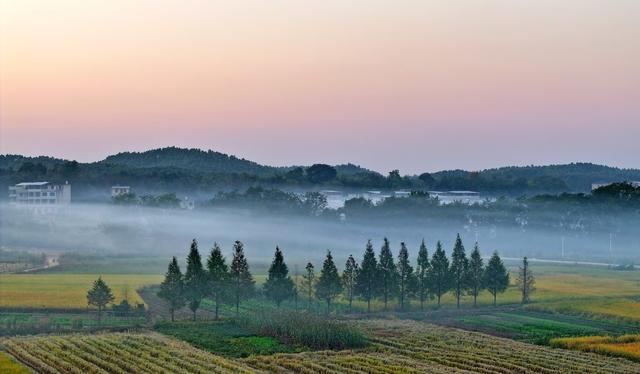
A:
[[348, 297, 352, 313], [493, 292, 497, 307], [473, 291, 477, 308], [383, 288, 388, 311], [215, 298, 219, 320], [170, 307, 175, 322], [437, 294, 441, 307], [192, 309, 196, 321], [98, 305, 102, 324], [367, 298, 371, 313], [326, 299, 330, 315]]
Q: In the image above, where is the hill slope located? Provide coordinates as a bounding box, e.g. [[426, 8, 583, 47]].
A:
[[101, 147, 278, 175]]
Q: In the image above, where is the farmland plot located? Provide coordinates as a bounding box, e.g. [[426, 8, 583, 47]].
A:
[[4, 320, 640, 373]]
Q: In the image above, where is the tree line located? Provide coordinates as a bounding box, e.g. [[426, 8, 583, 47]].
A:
[[155, 235, 535, 320]]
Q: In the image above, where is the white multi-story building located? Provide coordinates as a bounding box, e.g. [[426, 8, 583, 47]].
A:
[[9, 182, 71, 205]]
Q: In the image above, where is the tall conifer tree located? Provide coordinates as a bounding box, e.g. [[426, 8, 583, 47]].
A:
[[302, 262, 315, 310], [355, 240, 379, 313], [206, 243, 229, 320], [315, 250, 343, 314], [342, 255, 359, 313], [397, 242, 416, 310], [158, 257, 185, 322], [468, 243, 484, 307], [517, 257, 535, 304], [378, 238, 398, 311], [229, 240, 255, 316], [415, 239, 431, 310], [450, 234, 470, 308], [87, 277, 114, 323], [484, 251, 510, 306], [429, 241, 450, 307], [184, 239, 206, 321], [264, 246, 295, 307]]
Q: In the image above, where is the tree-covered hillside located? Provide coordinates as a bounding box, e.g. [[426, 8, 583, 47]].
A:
[[1, 148, 638, 200], [101, 147, 279, 175]]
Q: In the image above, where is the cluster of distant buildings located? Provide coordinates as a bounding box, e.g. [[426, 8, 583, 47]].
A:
[[8, 180, 639, 211], [8, 182, 194, 210], [320, 190, 482, 209]]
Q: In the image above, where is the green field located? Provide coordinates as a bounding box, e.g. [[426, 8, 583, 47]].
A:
[[450, 310, 640, 344], [155, 321, 300, 357], [0, 311, 146, 335]]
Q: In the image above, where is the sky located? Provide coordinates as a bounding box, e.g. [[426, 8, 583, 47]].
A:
[[1, 0, 639, 174]]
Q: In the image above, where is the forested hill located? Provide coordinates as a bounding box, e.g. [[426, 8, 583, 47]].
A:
[[101, 147, 279, 175], [431, 163, 640, 192], [1, 147, 639, 199]]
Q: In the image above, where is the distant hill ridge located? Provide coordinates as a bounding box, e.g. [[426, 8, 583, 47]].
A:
[[1, 147, 639, 192], [101, 147, 278, 175]]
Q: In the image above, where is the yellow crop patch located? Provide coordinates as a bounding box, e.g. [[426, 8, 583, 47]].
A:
[[0, 274, 162, 309]]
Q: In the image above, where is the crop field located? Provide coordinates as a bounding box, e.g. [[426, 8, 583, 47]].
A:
[[0, 352, 30, 374], [1, 332, 256, 374], [0, 274, 162, 309], [3, 320, 640, 373], [528, 297, 640, 322], [449, 310, 640, 344], [0, 311, 146, 336], [551, 334, 640, 362]]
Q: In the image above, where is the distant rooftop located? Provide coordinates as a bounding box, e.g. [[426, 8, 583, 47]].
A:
[[15, 182, 50, 186]]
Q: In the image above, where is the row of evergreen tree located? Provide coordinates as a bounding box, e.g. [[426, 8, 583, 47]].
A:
[[159, 235, 529, 320]]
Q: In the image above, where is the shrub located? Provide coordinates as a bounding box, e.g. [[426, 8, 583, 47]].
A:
[[237, 310, 368, 350]]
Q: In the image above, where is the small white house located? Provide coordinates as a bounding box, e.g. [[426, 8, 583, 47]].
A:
[[111, 186, 131, 197]]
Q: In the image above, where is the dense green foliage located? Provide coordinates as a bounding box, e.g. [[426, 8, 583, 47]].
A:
[[155, 321, 297, 357], [452, 311, 640, 344], [238, 310, 368, 350]]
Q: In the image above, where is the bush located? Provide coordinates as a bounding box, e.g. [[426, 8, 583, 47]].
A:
[[237, 310, 368, 350]]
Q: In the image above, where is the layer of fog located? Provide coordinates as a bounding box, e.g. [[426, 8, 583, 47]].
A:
[[1, 203, 638, 271]]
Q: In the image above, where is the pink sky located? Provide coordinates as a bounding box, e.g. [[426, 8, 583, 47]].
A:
[[1, 0, 639, 174]]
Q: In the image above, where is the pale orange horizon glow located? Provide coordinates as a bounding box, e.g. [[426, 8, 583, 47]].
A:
[[1, 0, 639, 173]]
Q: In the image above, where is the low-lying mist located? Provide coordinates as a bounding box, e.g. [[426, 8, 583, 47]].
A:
[[1, 202, 638, 271]]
